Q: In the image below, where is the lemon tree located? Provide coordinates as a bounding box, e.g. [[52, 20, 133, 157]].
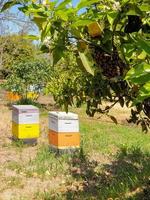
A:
[[3, 59, 51, 102], [1, 0, 150, 131]]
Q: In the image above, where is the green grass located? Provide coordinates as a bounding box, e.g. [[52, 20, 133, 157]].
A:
[[34, 190, 63, 200], [25, 145, 70, 179], [6, 161, 23, 173], [80, 119, 150, 154], [29, 115, 150, 200], [3, 106, 150, 199], [31, 146, 150, 200]]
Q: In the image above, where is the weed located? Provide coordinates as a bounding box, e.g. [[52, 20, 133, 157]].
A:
[[6, 176, 23, 188], [6, 161, 23, 174], [34, 190, 63, 200], [25, 145, 69, 179], [11, 139, 25, 149]]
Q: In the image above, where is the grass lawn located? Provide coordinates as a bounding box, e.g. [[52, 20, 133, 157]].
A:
[[0, 102, 150, 200]]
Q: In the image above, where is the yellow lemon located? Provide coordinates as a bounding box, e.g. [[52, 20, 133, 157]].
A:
[[88, 22, 103, 37]]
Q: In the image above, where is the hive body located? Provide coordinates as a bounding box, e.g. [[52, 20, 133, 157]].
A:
[[12, 105, 39, 143], [48, 112, 80, 152]]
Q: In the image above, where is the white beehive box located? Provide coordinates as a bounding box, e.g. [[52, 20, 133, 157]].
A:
[[48, 111, 79, 133], [12, 105, 39, 124]]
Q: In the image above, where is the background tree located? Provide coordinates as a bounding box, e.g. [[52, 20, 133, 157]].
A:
[[3, 59, 52, 102], [0, 34, 38, 78], [46, 51, 87, 111]]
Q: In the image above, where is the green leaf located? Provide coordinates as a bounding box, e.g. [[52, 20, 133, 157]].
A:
[[139, 4, 150, 12], [126, 4, 143, 16], [52, 33, 67, 65], [40, 45, 49, 53], [72, 19, 94, 27], [123, 43, 135, 59], [109, 115, 118, 124], [138, 51, 147, 60], [1, 1, 20, 12], [70, 27, 83, 38], [56, 10, 68, 21], [126, 62, 150, 84], [53, 47, 63, 65], [107, 11, 118, 29], [18, 6, 29, 13], [33, 16, 47, 30], [78, 50, 94, 75], [139, 81, 150, 98], [77, 0, 100, 10], [122, 0, 131, 4], [24, 35, 39, 40], [136, 37, 150, 55], [119, 97, 124, 107], [56, 0, 72, 10], [41, 21, 51, 41], [102, 30, 112, 44], [134, 81, 150, 104]]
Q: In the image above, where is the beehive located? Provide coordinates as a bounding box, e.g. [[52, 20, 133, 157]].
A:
[[6, 92, 21, 101], [48, 112, 80, 152], [12, 105, 39, 142], [6, 91, 38, 101]]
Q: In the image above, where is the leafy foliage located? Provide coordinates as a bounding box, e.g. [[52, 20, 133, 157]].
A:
[[2, 0, 150, 131], [0, 34, 37, 78], [45, 52, 86, 111], [3, 59, 51, 101]]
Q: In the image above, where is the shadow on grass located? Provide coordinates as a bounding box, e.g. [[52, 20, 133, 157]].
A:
[[63, 147, 150, 200]]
